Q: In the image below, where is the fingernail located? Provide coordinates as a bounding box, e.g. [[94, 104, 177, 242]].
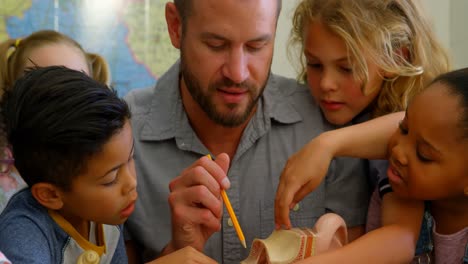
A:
[[221, 178, 231, 189]]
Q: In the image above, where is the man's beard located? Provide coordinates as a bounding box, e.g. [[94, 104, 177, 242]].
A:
[[180, 57, 269, 127]]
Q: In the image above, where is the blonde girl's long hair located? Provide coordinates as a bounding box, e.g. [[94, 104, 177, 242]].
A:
[[289, 0, 451, 117]]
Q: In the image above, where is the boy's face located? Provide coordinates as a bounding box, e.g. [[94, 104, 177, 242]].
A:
[[58, 120, 137, 226]]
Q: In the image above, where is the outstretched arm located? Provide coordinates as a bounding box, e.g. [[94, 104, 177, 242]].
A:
[[297, 194, 424, 264], [147, 246, 217, 264], [275, 112, 403, 228]]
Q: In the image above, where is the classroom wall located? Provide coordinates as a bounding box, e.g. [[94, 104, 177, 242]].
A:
[[272, 0, 301, 79], [272, 0, 468, 79], [450, 0, 468, 69]]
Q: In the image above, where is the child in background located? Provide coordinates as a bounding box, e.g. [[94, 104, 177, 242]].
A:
[[277, 67, 468, 263], [0, 30, 111, 212], [0, 30, 110, 91], [0, 144, 19, 209], [0, 66, 217, 264], [0, 76, 11, 264]]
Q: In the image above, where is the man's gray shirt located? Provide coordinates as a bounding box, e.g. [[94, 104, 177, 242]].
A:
[[124, 61, 369, 263]]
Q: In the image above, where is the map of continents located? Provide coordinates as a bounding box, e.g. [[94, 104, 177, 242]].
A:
[[0, 0, 179, 96]]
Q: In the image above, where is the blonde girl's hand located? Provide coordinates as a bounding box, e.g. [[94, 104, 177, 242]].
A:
[[274, 133, 335, 229], [275, 112, 404, 229], [149, 246, 218, 264]]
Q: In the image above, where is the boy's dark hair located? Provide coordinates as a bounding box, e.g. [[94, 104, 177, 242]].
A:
[[1, 66, 131, 190], [430, 67, 468, 139]]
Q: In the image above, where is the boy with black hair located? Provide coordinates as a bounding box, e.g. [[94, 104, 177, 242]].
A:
[[0, 66, 218, 264], [0, 66, 135, 263]]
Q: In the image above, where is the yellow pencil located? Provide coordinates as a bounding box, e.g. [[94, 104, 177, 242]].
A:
[[207, 155, 247, 248]]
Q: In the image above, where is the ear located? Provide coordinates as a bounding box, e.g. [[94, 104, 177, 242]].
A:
[[464, 186, 468, 197], [397, 47, 410, 62], [382, 70, 396, 80], [382, 47, 411, 79], [165, 2, 183, 49], [31, 183, 64, 210]]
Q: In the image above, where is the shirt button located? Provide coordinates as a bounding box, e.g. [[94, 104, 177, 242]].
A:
[[293, 203, 300, 212], [227, 218, 234, 227]]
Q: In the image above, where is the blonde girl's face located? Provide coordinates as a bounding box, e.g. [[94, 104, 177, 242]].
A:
[[23, 43, 90, 76], [304, 22, 384, 125], [387, 83, 468, 200]]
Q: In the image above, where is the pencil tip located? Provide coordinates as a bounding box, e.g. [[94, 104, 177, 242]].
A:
[[241, 240, 247, 248]]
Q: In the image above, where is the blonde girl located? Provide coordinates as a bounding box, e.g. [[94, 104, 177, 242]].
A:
[[0, 30, 110, 96], [289, 0, 450, 123]]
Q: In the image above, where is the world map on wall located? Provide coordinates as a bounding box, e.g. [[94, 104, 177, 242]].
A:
[[0, 0, 180, 96]]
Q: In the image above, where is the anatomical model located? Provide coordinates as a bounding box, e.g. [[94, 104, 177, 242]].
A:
[[241, 213, 348, 264]]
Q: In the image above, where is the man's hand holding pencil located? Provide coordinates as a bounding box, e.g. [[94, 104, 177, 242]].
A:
[[166, 153, 231, 253]]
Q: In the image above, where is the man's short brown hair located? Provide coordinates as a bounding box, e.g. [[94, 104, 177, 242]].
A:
[[174, 0, 282, 28]]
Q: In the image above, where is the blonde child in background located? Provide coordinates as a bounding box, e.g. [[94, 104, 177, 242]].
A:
[[275, 0, 451, 262], [0, 30, 110, 91], [0, 30, 111, 212]]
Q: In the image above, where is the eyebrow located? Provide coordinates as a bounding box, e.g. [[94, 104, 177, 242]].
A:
[[418, 138, 441, 155], [200, 32, 272, 43], [303, 51, 348, 63], [99, 141, 135, 179], [407, 109, 442, 154]]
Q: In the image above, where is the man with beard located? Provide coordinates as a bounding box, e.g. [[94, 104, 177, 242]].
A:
[[124, 0, 369, 263]]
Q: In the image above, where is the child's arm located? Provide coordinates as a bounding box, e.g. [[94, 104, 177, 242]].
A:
[[297, 194, 424, 264], [146, 246, 217, 264], [275, 112, 403, 228]]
